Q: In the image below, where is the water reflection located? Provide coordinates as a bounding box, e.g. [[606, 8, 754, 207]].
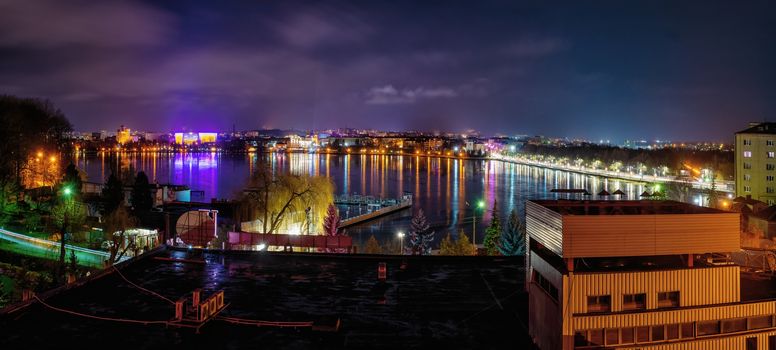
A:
[[75, 153, 655, 247]]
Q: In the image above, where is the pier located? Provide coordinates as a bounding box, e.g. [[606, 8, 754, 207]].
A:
[[338, 193, 413, 228]]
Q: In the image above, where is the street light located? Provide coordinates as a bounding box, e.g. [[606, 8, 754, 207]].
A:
[[466, 200, 486, 247], [397, 231, 405, 255]]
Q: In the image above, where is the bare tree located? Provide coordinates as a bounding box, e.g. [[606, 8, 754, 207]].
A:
[[103, 206, 138, 265]]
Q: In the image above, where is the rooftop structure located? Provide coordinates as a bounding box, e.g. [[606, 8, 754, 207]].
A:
[[1, 248, 528, 349]]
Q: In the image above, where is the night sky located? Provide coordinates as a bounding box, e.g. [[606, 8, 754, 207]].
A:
[[0, 0, 774, 141]]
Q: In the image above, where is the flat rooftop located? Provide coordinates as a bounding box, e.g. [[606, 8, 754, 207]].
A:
[[0, 248, 531, 349], [531, 200, 727, 215]]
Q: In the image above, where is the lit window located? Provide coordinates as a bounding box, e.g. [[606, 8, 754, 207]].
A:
[[770, 152, 776, 158], [657, 291, 680, 308], [623, 293, 646, 311], [587, 295, 611, 313], [744, 151, 752, 158], [745, 186, 751, 192], [745, 174, 752, 181]]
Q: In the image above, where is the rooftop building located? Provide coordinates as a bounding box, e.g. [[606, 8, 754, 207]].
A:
[[526, 199, 776, 350]]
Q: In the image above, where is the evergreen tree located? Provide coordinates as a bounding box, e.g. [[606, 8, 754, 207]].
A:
[[409, 208, 433, 255], [322, 203, 341, 236], [499, 209, 526, 256], [439, 233, 456, 255], [364, 235, 382, 254], [130, 171, 152, 213], [455, 231, 476, 256], [483, 199, 501, 255], [101, 172, 124, 215]]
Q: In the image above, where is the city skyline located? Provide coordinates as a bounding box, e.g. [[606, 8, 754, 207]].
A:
[[1, 1, 774, 141]]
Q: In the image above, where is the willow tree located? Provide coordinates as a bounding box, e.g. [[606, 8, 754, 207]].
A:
[[241, 163, 334, 234]]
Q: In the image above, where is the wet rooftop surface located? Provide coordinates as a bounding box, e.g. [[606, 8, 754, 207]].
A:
[[1, 248, 532, 349]]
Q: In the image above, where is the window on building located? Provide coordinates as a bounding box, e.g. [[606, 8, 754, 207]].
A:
[[750, 315, 774, 330], [768, 140, 775, 146], [636, 326, 650, 343], [745, 174, 752, 181], [588, 329, 604, 346], [587, 295, 611, 313], [533, 271, 558, 302], [680, 322, 695, 339], [744, 139, 752, 146], [770, 152, 776, 158], [722, 318, 748, 333], [622, 293, 646, 311], [657, 291, 680, 308], [745, 186, 752, 192], [697, 320, 721, 336], [768, 164, 775, 171], [744, 151, 753, 158], [651, 325, 665, 341], [605, 329, 619, 346], [769, 200, 776, 206], [744, 162, 752, 169], [666, 324, 680, 340], [768, 187, 775, 194], [748, 337, 758, 350], [620, 328, 635, 344], [768, 175, 774, 182]]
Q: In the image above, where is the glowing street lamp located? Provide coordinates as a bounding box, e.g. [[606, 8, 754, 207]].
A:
[[62, 186, 72, 197], [397, 231, 405, 255]]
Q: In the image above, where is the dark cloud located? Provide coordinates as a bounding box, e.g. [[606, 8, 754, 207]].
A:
[[0, 0, 773, 141]]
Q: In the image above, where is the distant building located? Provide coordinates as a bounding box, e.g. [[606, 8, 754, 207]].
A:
[[117, 125, 132, 144], [173, 132, 218, 145], [526, 200, 776, 350], [736, 122, 776, 205]]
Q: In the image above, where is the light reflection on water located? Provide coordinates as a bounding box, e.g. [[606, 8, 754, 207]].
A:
[[75, 153, 657, 247]]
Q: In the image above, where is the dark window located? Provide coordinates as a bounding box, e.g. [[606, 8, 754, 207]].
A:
[[744, 162, 752, 169], [748, 337, 758, 350], [768, 164, 775, 171], [723, 318, 748, 333], [620, 327, 634, 344], [636, 326, 650, 343], [587, 295, 611, 313], [768, 335, 776, 350], [533, 271, 558, 302], [605, 329, 619, 345], [751, 316, 774, 330], [651, 325, 665, 341], [698, 321, 721, 336], [623, 293, 646, 311], [588, 329, 604, 346], [574, 332, 588, 347], [657, 291, 680, 308], [666, 324, 680, 340], [680, 322, 695, 339]]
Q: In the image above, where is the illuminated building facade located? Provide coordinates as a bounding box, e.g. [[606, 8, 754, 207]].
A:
[[526, 200, 776, 350], [736, 123, 776, 206], [174, 132, 218, 145], [117, 125, 132, 144]]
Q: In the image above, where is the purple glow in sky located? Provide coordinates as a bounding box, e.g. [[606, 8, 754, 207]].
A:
[[0, 0, 774, 141]]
